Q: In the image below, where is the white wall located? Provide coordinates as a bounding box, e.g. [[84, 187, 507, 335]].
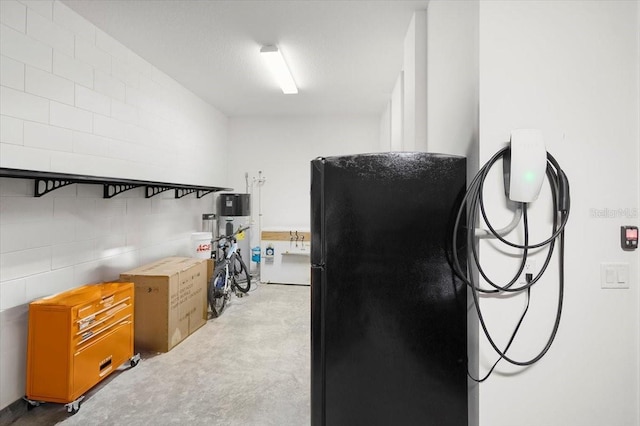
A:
[[0, 0, 227, 410], [226, 116, 379, 246], [0, 0, 227, 185], [402, 10, 427, 152], [379, 98, 391, 152], [379, 10, 427, 152], [426, 2, 480, 425], [477, 2, 639, 426], [427, 1, 479, 166], [390, 72, 404, 151]]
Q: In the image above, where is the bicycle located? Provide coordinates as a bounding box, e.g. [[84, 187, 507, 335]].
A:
[[208, 226, 251, 317]]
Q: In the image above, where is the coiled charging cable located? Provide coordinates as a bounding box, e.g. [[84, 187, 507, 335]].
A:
[[452, 147, 570, 381]]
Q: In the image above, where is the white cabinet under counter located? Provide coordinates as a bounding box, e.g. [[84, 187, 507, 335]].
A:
[[260, 229, 310, 285]]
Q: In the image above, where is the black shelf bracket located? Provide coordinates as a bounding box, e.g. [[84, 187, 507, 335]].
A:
[[145, 186, 172, 198], [175, 188, 197, 198], [34, 178, 75, 197], [104, 184, 141, 199], [197, 189, 216, 199]]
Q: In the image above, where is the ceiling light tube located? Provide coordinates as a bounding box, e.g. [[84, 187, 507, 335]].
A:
[[260, 45, 298, 94]]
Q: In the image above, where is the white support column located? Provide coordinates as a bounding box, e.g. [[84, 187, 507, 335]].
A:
[[403, 10, 428, 152]]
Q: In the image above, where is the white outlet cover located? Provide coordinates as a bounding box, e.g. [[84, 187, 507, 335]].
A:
[[600, 263, 630, 289]]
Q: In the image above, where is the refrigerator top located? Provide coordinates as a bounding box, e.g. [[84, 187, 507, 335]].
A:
[[314, 151, 466, 162]]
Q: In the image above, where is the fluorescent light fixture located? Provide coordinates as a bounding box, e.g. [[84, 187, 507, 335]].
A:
[[260, 45, 298, 94]]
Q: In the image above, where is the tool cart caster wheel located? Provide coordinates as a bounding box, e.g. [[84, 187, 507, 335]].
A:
[[129, 353, 141, 367], [24, 397, 41, 410], [65, 397, 83, 415]]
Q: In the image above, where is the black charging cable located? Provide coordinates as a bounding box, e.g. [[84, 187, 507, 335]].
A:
[[452, 147, 570, 380]]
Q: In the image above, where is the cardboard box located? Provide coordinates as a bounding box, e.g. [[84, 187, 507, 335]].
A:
[[120, 257, 208, 353]]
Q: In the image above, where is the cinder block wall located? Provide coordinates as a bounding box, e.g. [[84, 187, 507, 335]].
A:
[[0, 0, 228, 409]]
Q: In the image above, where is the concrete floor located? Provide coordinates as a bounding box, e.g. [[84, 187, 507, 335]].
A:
[[12, 284, 310, 426]]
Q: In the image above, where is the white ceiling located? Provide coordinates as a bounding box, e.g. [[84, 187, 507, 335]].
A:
[[61, 0, 429, 117]]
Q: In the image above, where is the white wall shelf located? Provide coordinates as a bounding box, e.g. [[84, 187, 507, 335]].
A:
[[0, 168, 232, 199]]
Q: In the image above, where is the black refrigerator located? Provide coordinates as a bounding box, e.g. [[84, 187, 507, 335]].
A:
[[310, 152, 468, 426]]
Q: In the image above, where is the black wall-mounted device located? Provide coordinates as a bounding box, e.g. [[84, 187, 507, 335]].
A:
[[621, 226, 638, 250]]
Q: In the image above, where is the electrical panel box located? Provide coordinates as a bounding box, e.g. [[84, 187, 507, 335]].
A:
[[26, 282, 135, 404]]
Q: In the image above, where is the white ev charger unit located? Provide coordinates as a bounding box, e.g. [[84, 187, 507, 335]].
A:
[[506, 129, 548, 203]]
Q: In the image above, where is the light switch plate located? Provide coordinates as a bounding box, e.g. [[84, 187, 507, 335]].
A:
[[600, 263, 630, 289]]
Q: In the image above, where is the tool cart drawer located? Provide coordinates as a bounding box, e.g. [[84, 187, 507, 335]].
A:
[[72, 317, 133, 397], [74, 299, 132, 347]]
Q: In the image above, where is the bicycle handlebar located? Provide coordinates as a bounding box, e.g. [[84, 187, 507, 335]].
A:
[[214, 225, 250, 243]]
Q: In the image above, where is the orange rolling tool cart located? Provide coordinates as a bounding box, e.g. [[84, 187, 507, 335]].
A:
[[25, 282, 140, 414]]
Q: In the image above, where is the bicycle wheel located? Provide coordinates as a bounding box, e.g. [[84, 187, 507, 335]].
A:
[[232, 254, 251, 293], [208, 268, 227, 318]]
